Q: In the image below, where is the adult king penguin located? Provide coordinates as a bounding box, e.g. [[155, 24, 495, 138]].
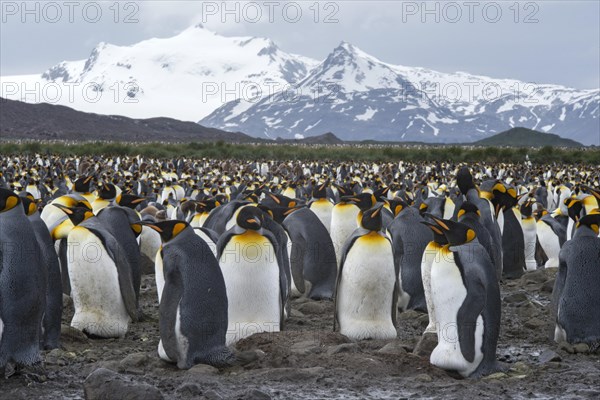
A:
[[0, 189, 46, 372], [21, 196, 62, 349], [146, 220, 237, 369], [53, 204, 138, 338], [425, 216, 502, 378], [217, 206, 287, 345], [552, 210, 600, 350], [334, 204, 398, 340]]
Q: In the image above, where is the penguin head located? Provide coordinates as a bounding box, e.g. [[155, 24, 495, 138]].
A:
[[520, 199, 534, 218], [389, 198, 408, 217], [456, 167, 476, 195], [565, 198, 583, 222], [457, 201, 480, 219], [20, 195, 38, 216], [98, 183, 117, 200], [0, 187, 21, 213], [312, 180, 329, 199], [236, 206, 263, 231], [420, 220, 449, 246], [359, 203, 384, 232], [145, 220, 190, 243], [53, 204, 95, 227], [427, 215, 476, 247], [576, 209, 600, 235], [73, 176, 93, 193], [341, 193, 376, 211]]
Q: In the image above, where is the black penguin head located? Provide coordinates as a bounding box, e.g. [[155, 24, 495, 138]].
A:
[[117, 193, 146, 209], [420, 220, 449, 246], [389, 198, 408, 217], [565, 198, 583, 222], [263, 192, 297, 208], [236, 206, 263, 230], [73, 176, 93, 193], [576, 209, 600, 235], [20, 195, 38, 216], [53, 204, 95, 226], [98, 183, 117, 200], [312, 180, 329, 199], [341, 193, 376, 211], [0, 187, 21, 213], [427, 215, 476, 247], [520, 199, 534, 218], [457, 201, 481, 219], [145, 220, 190, 243], [360, 203, 383, 232], [456, 167, 476, 195]]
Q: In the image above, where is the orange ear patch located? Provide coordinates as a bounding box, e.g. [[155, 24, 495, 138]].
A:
[[4, 196, 18, 211], [173, 222, 187, 237]]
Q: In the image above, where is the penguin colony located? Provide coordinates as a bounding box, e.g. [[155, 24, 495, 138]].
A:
[[1, 154, 599, 379]]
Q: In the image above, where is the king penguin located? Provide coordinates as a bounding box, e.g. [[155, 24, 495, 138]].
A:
[[52, 204, 138, 337], [536, 208, 567, 269], [552, 210, 600, 350], [217, 206, 286, 345], [146, 220, 237, 369], [334, 204, 398, 340], [417, 220, 448, 354], [426, 216, 502, 378], [387, 200, 432, 312], [519, 199, 538, 271], [21, 196, 62, 349], [0, 188, 46, 371]]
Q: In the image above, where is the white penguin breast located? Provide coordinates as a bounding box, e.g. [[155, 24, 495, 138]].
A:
[[309, 199, 334, 233], [337, 234, 396, 340], [429, 251, 484, 377], [67, 227, 130, 337], [219, 232, 281, 345], [155, 249, 165, 303], [330, 204, 360, 266], [536, 221, 560, 267]]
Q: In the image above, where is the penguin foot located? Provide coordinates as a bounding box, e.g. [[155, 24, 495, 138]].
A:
[[233, 349, 263, 366], [19, 362, 48, 383], [469, 360, 508, 378], [1, 363, 16, 379]]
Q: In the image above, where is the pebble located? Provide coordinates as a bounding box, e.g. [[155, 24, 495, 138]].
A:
[[327, 343, 359, 356], [377, 341, 409, 355], [538, 349, 562, 363], [83, 368, 163, 400], [297, 302, 328, 314]]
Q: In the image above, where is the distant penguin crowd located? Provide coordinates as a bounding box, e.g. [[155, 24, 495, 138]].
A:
[[1, 154, 599, 378]]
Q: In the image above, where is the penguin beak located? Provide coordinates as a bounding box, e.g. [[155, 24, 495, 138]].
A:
[[53, 203, 74, 215]]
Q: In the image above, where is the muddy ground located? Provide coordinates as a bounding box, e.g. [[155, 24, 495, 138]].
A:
[[1, 268, 599, 399]]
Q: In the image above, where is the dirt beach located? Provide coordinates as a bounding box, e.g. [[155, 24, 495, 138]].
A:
[[1, 268, 598, 399]]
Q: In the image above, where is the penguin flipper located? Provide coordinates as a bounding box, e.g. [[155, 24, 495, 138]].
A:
[[286, 231, 306, 294], [456, 278, 486, 363], [87, 227, 138, 322], [550, 245, 569, 340], [263, 230, 288, 327]]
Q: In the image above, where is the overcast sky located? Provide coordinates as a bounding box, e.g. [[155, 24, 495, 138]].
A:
[[1, 1, 598, 89]]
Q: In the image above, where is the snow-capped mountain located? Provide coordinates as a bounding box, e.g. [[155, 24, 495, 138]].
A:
[[1, 25, 598, 144], [201, 42, 599, 145], [0, 24, 318, 121]]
